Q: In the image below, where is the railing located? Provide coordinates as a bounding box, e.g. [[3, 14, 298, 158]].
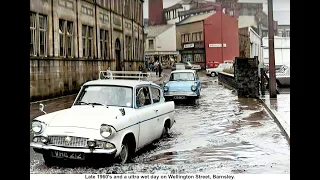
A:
[[99, 70, 151, 81]]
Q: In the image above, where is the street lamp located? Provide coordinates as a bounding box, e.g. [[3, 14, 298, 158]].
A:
[[267, 0, 277, 98]]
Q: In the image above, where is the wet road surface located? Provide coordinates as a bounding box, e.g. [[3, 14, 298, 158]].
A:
[[30, 71, 290, 174]]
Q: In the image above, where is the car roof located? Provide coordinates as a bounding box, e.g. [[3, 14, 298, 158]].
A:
[[83, 79, 160, 88], [171, 69, 196, 73]]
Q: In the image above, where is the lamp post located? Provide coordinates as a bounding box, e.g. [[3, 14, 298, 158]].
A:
[[267, 0, 277, 98]]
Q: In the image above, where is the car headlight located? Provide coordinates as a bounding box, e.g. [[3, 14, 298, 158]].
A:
[[191, 85, 196, 91], [31, 121, 44, 134], [100, 125, 113, 138], [164, 86, 169, 92]]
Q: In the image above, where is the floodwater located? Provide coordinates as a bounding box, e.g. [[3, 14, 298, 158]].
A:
[[30, 72, 290, 174]]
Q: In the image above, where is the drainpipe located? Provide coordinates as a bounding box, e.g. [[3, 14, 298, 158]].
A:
[[109, 0, 112, 68], [122, 1, 125, 71], [76, 0, 80, 58], [51, 0, 54, 57], [94, 0, 98, 59], [220, 8, 223, 63]]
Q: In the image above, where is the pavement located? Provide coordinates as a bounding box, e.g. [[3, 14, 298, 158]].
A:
[[259, 93, 290, 143]]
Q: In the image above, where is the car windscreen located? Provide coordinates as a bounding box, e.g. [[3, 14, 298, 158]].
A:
[[170, 72, 195, 81], [74, 85, 133, 108]]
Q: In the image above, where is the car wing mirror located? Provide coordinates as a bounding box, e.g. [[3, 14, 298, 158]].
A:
[[39, 103, 47, 115], [119, 108, 125, 116]]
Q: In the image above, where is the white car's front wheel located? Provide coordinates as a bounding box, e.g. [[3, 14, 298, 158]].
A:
[[118, 141, 129, 164], [211, 72, 217, 77]]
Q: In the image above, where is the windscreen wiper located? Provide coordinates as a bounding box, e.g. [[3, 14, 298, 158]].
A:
[[88, 102, 109, 108]]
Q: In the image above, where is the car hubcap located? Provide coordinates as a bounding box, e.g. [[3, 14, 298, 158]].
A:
[[120, 145, 128, 164]]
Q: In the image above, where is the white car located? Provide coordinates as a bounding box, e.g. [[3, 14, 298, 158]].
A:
[[184, 62, 202, 70], [30, 71, 175, 166], [206, 63, 233, 77]]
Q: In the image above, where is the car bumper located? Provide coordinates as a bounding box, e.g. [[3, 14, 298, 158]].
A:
[[30, 142, 117, 155]]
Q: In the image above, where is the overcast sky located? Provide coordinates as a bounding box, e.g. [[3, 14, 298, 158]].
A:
[[143, 0, 290, 19]]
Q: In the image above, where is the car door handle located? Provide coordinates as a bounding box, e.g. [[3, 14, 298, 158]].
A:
[[154, 109, 158, 113]]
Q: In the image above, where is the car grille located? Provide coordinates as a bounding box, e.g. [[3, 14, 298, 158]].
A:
[[48, 136, 88, 148]]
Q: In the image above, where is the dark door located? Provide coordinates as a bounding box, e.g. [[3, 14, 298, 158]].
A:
[[115, 38, 121, 71]]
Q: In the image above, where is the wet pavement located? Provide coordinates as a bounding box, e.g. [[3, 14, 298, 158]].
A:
[[30, 71, 290, 174], [260, 94, 290, 141]]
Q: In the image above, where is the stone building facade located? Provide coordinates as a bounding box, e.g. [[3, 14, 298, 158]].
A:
[[30, 0, 144, 101]]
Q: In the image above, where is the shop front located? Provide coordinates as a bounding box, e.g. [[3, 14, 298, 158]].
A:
[[179, 42, 206, 68], [145, 51, 179, 68]]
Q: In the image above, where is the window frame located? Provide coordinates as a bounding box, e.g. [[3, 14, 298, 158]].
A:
[[135, 86, 153, 109], [82, 24, 94, 58], [30, 12, 48, 57], [100, 29, 109, 59]]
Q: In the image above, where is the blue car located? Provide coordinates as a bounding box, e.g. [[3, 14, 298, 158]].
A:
[[162, 69, 201, 101]]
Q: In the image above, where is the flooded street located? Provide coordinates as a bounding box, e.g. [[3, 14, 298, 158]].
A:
[[30, 72, 290, 174]]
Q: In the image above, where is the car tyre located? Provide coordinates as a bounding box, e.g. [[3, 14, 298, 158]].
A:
[[118, 140, 130, 164], [162, 125, 169, 138], [211, 72, 216, 77]]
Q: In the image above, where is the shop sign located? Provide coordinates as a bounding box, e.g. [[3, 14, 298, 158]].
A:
[[209, 43, 226, 48], [184, 43, 194, 48]]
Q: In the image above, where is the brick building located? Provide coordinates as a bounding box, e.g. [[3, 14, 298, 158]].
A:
[[148, 0, 166, 25], [30, 0, 144, 101], [176, 9, 239, 68]]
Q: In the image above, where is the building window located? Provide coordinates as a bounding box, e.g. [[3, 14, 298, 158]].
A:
[[192, 33, 197, 41], [139, 2, 142, 24], [59, 19, 74, 57], [140, 40, 143, 60], [125, 36, 132, 60], [184, 34, 189, 42], [149, 39, 154, 49], [197, 32, 203, 41], [30, 12, 48, 57], [194, 54, 204, 62], [82, 25, 94, 58], [278, 30, 283, 37], [128, 36, 132, 60], [285, 30, 290, 37], [181, 35, 185, 43], [30, 13, 37, 56], [100, 29, 109, 59], [134, 38, 138, 59], [98, 0, 109, 9], [125, 0, 130, 18]]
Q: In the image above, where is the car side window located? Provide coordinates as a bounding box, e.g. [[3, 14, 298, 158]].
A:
[[151, 87, 161, 103], [136, 86, 152, 108]]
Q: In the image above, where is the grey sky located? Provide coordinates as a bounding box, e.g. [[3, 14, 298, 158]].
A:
[[143, 0, 290, 24]]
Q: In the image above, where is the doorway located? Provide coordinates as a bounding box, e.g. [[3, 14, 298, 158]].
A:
[[115, 38, 121, 71]]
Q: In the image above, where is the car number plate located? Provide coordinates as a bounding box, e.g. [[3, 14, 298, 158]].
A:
[[51, 150, 85, 160], [174, 96, 186, 99]]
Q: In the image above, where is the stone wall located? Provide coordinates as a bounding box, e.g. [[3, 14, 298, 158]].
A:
[[218, 72, 237, 90], [30, 59, 113, 102], [234, 57, 259, 98]]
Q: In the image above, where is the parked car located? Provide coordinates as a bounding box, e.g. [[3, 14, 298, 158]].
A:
[[206, 63, 233, 77], [30, 71, 175, 166], [267, 65, 290, 87], [184, 62, 202, 70], [171, 63, 185, 71], [163, 69, 201, 101]]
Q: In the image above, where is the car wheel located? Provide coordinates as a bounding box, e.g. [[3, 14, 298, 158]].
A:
[[162, 125, 169, 138], [211, 72, 216, 77], [118, 140, 130, 164], [43, 153, 56, 167]]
